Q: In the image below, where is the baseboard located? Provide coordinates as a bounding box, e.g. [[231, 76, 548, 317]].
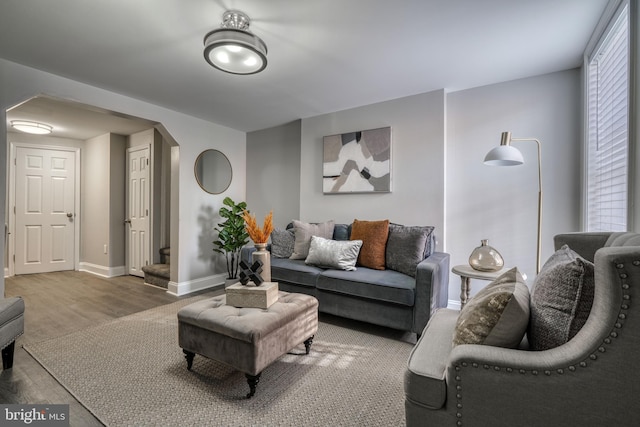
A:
[[3, 267, 8, 278], [447, 299, 461, 311], [167, 273, 226, 296], [79, 262, 126, 278]]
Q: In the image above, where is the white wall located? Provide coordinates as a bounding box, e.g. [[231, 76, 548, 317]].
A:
[[0, 58, 246, 296], [299, 90, 446, 243], [446, 69, 582, 300]]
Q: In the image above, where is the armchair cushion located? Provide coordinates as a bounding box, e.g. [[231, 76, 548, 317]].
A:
[[453, 268, 530, 348], [528, 245, 595, 350]]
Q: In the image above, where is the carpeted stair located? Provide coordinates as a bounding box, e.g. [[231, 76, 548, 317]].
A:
[[142, 247, 170, 289]]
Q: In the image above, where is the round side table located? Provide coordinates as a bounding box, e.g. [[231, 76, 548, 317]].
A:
[[452, 265, 523, 308]]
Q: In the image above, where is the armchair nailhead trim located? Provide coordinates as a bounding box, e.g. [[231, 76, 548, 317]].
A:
[[452, 259, 635, 425]]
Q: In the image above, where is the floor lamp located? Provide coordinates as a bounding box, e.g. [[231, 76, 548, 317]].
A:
[[484, 131, 543, 274]]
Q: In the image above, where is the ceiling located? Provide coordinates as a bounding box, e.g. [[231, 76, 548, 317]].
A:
[[1, 0, 609, 138]]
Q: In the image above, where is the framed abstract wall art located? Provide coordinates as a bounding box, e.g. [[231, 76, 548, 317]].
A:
[[323, 126, 391, 194]]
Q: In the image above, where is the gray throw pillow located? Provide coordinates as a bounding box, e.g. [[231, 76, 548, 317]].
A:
[[270, 229, 295, 258], [385, 224, 434, 277], [528, 245, 595, 351], [305, 236, 363, 271], [289, 220, 335, 260], [453, 267, 530, 348]]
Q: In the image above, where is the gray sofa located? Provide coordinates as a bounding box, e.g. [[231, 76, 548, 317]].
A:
[[241, 223, 449, 335], [404, 232, 640, 426]]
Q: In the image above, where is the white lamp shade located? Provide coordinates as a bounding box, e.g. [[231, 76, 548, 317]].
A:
[[484, 145, 524, 166]]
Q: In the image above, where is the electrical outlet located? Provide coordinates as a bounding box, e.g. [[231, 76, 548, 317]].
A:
[[103, 244, 108, 254]]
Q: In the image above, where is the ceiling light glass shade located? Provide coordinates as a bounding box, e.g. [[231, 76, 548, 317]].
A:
[[484, 145, 524, 166], [10, 120, 53, 135], [204, 29, 267, 74], [203, 11, 267, 75]]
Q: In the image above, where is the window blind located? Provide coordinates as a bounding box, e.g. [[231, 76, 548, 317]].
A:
[[586, 4, 629, 232]]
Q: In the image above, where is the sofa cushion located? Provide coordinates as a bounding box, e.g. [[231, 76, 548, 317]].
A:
[[453, 268, 530, 348], [271, 258, 324, 288], [270, 229, 295, 258], [528, 245, 595, 350], [305, 236, 363, 271], [386, 224, 434, 277], [317, 267, 415, 306], [289, 220, 335, 260], [350, 219, 389, 270]]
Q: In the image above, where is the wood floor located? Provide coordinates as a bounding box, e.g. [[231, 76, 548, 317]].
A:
[[1, 271, 219, 426]]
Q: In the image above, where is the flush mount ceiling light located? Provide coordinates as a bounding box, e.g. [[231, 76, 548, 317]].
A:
[[10, 120, 53, 135], [203, 10, 267, 75]]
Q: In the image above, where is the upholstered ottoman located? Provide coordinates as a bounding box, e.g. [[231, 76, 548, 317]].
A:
[[177, 291, 318, 398]]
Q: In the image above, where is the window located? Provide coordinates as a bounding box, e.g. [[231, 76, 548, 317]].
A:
[[586, 3, 629, 232]]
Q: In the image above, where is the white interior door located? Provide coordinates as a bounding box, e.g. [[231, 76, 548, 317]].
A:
[[15, 147, 76, 274], [126, 145, 151, 277]]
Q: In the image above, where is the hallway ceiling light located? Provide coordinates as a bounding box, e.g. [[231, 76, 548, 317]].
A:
[[10, 120, 53, 135], [203, 10, 267, 75]]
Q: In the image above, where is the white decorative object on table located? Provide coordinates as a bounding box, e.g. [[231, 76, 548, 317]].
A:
[[225, 282, 279, 309]]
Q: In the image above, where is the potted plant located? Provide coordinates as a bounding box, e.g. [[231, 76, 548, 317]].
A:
[[213, 197, 249, 280]]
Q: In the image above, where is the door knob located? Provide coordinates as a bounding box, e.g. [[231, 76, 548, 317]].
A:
[[66, 212, 73, 218], [124, 219, 131, 224]]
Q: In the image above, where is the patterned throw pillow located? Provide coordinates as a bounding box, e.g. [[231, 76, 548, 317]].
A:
[[453, 268, 530, 348], [270, 229, 295, 258], [350, 219, 390, 270], [305, 236, 363, 271], [289, 220, 335, 260], [385, 224, 435, 277], [528, 245, 595, 350]]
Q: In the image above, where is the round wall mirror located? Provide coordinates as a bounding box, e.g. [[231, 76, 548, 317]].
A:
[[194, 149, 232, 194]]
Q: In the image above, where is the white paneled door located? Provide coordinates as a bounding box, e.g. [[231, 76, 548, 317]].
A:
[[15, 147, 76, 274], [126, 145, 151, 277]]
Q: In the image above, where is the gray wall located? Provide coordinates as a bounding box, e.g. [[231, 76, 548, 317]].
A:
[[245, 71, 582, 306], [81, 133, 111, 266], [446, 69, 582, 298], [246, 120, 302, 229], [300, 91, 446, 239], [109, 134, 126, 267]]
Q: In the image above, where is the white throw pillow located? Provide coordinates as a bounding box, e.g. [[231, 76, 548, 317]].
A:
[[305, 236, 363, 271]]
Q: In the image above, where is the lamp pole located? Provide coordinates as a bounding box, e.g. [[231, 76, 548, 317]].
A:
[[508, 135, 543, 274], [485, 131, 543, 274]]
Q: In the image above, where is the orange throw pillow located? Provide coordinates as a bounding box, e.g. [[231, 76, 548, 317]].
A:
[[350, 219, 390, 270]]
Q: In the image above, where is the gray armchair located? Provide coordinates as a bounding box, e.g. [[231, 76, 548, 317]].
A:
[[404, 232, 640, 427], [1, 296, 24, 369]]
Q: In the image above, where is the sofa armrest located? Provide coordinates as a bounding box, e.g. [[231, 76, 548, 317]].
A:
[[413, 251, 450, 334]]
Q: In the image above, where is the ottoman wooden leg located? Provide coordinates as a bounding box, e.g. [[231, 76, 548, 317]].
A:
[[183, 349, 195, 370], [304, 335, 314, 355], [245, 372, 261, 398]]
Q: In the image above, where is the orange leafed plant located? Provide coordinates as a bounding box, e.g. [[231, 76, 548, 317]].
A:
[[243, 210, 274, 244]]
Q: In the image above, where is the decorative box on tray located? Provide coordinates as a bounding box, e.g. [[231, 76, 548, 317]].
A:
[[226, 282, 279, 309]]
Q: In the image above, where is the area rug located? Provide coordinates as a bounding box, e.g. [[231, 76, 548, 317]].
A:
[[24, 297, 412, 426]]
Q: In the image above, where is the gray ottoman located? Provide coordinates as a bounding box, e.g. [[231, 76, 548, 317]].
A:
[[178, 291, 318, 398]]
